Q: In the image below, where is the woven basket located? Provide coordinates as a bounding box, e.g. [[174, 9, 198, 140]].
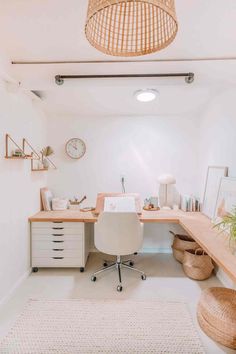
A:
[[182, 248, 214, 280], [170, 231, 199, 263], [197, 287, 236, 349]]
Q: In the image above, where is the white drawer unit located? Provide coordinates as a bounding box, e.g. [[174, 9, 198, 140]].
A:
[[31, 221, 89, 273]]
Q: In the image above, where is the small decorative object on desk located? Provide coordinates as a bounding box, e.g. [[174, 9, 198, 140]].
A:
[[213, 177, 236, 224], [143, 196, 160, 211], [40, 188, 53, 211], [69, 195, 87, 210], [80, 207, 95, 212], [202, 166, 228, 219], [158, 174, 176, 210], [52, 198, 68, 211], [180, 195, 201, 212]]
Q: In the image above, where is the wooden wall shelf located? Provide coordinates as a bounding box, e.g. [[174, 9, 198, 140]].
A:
[[5, 156, 32, 160], [31, 153, 57, 172], [31, 167, 48, 172], [23, 138, 41, 161], [5, 134, 33, 159], [5, 134, 57, 172]]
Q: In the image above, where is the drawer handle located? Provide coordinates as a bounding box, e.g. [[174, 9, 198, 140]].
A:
[[52, 257, 64, 259], [52, 234, 64, 236], [52, 227, 64, 230], [53, 221, 63, 224], [53, 249, 64, 251], [52, 241, 64, 243]]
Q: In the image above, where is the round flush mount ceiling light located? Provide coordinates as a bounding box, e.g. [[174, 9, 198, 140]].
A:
[[134, 89, 159, 103]]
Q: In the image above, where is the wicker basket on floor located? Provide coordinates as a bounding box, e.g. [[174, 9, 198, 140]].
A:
[[197, 287, 236, 349], [182, 248, 214, 280], [170, 231, 199, 263]]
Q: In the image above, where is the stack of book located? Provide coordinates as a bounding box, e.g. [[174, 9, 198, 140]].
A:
[[181, 195, 201, 212]]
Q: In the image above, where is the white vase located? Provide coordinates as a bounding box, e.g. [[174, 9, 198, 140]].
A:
[[42, 158, 49, 169]]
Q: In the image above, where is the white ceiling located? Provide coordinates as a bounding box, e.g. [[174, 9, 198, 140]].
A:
[[41, 82, 216, 117], [0, 0, 236, 61], [0, 0, 236, 116]]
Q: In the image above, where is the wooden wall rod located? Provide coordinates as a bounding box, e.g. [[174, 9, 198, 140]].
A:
[[11, 57, 236, 65]]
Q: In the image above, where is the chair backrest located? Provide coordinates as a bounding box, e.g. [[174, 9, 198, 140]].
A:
[[94, 212, 143, 256], [104, 197, 136, 212]]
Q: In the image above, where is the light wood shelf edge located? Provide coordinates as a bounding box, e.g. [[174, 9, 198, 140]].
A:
[[31, 168, 48, 172]]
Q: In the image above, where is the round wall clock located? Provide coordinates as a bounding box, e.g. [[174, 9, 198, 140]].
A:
[[65, 138, 86, 159]]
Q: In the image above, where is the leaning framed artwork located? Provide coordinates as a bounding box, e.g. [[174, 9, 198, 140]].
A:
[[213, 177, 236, 224], [202, 166, 228, 219], [40, 188, 53, 211]]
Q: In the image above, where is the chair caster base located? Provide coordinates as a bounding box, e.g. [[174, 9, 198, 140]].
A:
[[80, 267, 85, 273], [117, 285, 123, 292], [91, 276, 97, 282], [141, 274, 146, 280]]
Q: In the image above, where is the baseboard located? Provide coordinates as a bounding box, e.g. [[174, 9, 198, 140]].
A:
[[89, 248, 172, 254], [215, 267, 236, 289], [0, 268, 31, 307], [141, 247, 172, 254]]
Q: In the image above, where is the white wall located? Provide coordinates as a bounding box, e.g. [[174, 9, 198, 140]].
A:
[[0, 83, 47, 303], [199, 88, 236, 197], [47, 113, 199, 250], [47, 114, 200, 202], [198, 88, 236, 287]]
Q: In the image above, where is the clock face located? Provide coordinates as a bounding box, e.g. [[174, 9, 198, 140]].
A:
[[65, 138, 86, 159]]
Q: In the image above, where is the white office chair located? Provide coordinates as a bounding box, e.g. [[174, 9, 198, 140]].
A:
[[91, 212, 146, 292]]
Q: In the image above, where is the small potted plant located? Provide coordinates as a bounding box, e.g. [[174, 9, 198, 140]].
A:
[[41, 146, 54, 169], [214, 206, 236, 255]]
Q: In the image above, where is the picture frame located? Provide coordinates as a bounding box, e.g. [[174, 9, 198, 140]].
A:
[[40, 188, 53, 211], [202, 166, 228, 219], [213, 177, 236, 224]]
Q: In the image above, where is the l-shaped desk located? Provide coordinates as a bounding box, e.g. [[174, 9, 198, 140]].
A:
[[29, 210, 236, 284]]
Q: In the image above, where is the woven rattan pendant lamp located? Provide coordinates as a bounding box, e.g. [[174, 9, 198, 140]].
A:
[[85, 0, 178, 57]]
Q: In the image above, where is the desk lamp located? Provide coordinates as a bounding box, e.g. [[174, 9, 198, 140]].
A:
[[158, 174, 176, 210]]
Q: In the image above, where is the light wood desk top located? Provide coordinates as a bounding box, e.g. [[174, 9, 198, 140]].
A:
[[29, 209, 185, 223], [29, 210, 236, 284], [29, 210, 98, 223]]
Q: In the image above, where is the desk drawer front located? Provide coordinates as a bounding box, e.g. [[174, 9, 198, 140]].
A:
[[32, 249, 82, 258], [32, 257, 83, 268], [32, 240, 82, 250], [31, 221, 87, 269], [32, 222, 83, 230], [32, 228, 83, 235], [32, 234, 83, 242]]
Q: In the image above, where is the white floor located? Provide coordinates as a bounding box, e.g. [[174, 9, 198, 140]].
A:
[[0, 253, 234, 354]]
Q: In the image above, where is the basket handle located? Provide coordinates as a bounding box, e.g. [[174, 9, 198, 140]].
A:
[[195, 248, 206, 255]]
